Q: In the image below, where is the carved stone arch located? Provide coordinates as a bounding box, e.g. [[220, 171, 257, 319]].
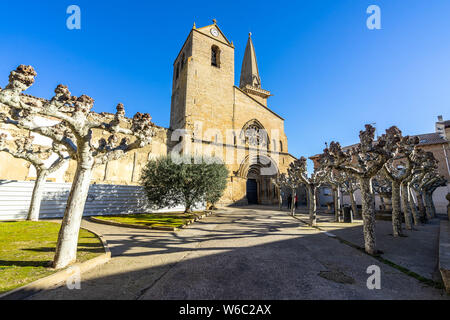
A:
[[235, 154, 279, 179]]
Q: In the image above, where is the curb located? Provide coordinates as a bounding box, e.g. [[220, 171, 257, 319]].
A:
[[89, 210, 213, 231], [0, 225, 111, 300], [439, 220, 450, 293]]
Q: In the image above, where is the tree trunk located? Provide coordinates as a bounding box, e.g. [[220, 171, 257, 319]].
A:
[[408, 185, 420, 226], [400, 182, 412, 230], [315, 187, 320, 207], [430, 191, 437, 218], [380, 196, 385, 211], [27, 169, 48, 221], [360, 178, 377, 255], [349, 188, 359, 219], [417, 191, 427, 222], [278, 187, 282, 211], [333, 187, 340, 222], [290, 188, 296, 216], [424, 192, 433, 220], [52, 164, 93, 269], [391, 181, 403, 237], [307, 185, 317, 226]]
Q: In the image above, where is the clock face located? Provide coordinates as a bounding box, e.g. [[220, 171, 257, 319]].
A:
[[210, 28, 219, 37]]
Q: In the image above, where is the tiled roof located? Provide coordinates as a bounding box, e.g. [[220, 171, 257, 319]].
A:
[[415, 132, 447, 146]]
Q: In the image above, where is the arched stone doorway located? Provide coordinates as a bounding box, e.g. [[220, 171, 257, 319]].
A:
[[236, 154, 279, 205]]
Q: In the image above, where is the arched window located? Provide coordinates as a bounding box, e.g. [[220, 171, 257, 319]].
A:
[[279, 140, 283, 152], [239, 119, 268, 149], [211, 45, 220, 67]]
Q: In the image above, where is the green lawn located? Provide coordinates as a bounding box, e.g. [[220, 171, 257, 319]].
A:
[[93, 212, 203, 228], [0, 221, 104, 294]]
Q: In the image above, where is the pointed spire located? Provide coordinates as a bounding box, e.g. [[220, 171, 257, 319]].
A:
[[193, 22, 196, 29], [240, 32, 261, 89]]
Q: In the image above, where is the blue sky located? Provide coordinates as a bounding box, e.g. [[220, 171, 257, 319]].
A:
[[1, 0, 449, 161]]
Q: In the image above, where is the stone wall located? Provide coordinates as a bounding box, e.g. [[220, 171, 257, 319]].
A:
[[0, 109, 170, 186]]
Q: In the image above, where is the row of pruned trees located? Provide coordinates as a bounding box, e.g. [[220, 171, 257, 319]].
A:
[[0, 65, 156, 269], [277, 124, 447, 255]]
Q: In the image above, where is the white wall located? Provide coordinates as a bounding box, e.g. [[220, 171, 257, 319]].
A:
[[0, 180, 205, 221]]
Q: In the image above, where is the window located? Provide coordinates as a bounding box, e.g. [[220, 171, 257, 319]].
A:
[[279, 141, 283, 152], [211, 45, 220, 67]]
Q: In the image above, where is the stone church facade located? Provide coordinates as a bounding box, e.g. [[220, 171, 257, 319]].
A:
[[0, 21, 296, 206], [169, 22, 295, 205]]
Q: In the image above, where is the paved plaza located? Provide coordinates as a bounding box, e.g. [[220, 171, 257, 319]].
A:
[[30, 207, 448, 300]]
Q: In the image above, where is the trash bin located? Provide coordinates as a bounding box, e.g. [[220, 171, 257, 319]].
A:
[[343, 205, 353, 223]]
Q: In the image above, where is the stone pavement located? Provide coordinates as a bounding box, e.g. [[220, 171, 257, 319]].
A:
[[30, 206, 449, 300], [293, 207, 442, 282]]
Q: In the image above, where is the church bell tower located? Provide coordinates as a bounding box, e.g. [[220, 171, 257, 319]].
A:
[[169, 20, 235, 136]]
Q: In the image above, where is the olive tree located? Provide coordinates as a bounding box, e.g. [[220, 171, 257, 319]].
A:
[[0, 133, 68, 221], [141, 155, 229, 213], [0, 65, 155, 269], [321, 125, 400, 255]]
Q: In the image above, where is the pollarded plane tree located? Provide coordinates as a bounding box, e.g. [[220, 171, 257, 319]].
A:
[[410, 173, 428, 222], [297, 156, 327, 226], [400, 149, 427, 226], [381, 135, 419, 236], [279, 158, 303, 216], [323, 168, 347, 222], [321, 125, 401, 255], [0, 65, 155, 269], [409, 150, 439, 222], [371, 174, 392, 212], [0, 133, 68, 221], [339, 172, 360, 219], [421, 172, 447, 219]]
